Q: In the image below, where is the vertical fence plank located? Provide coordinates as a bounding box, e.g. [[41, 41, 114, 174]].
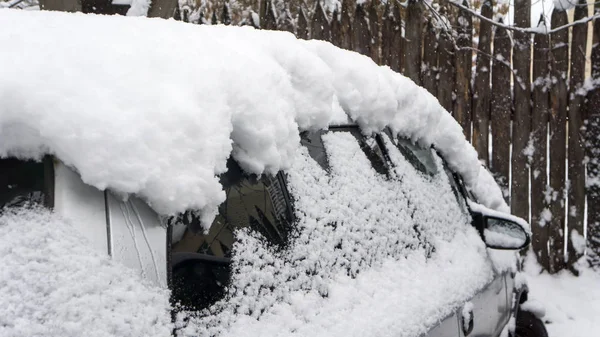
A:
[[297, 7, 309, 39], [381, 1, 395, 69], [490, 22, 512, 196], [531, 16, 551, 271], [278, 5, 295, 33], [353, 3, 371, 56], [454, 0, 473, 141], [548, 8, 568, 273], [221, 3, 231, 25], [368, 0, 381, 64], [511, 0, 532, 222], [259, 0, 277, 30], [587, 2, 600, 269], [340, 0, 353, 51], [311, 1, 331, 41], [567, 0, 588, 268], [331, 8, 342, 46], [472, 0, 493, 160], [437, 21, 455, 112], [404, 0, 423, 85], [421, 20, 438, 96]]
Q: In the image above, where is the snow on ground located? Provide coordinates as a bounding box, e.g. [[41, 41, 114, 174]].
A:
[[0, 206, 172, 337], [524, 253, 600, 337], [0, 9, 508, 229]]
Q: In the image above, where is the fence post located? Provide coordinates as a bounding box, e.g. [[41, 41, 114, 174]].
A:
[[381, 1, 401, 72], [278, 5, 295, 33], [260, 0, 277, 30], [454, 0, 473, 141], [421, 20, 438, 96], [566, 0, 588, 269], [437, 5, 455, 113], [511, 0, 532, 222], [311, 1, 331, 42], [548, 8, 568, 273], [331, 8, 341, 46], [221, 3, 231, 25], [340, 0, 353, 51], [404, 0, 423, 85], [531, 15, 551, 271], [490, 21, 512, 197], [587, 0, 600, 269], [368, 0, 381, 64], [297, 7, 309, 39], [353, 2, 371, 56]]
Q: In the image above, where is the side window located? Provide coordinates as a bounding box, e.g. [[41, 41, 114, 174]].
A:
[[0, 157, 54, 210], [384, 129, 437, 177], [170, 159, 292, 311], [301, 127, 389, 176]]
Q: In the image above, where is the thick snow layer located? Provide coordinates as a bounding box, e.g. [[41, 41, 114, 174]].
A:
[[524, 253, 600, 337], [0, 206, 172, 337], [174, 132, 494, 337], [0, 9, 508, 228]]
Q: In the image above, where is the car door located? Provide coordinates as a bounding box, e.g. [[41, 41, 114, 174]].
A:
[[443, 168, 511, 337]]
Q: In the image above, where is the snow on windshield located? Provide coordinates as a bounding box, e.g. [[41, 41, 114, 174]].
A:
[[0, 9, 507, 228], [0, 206, 172, 337], [174, 131, 494, 337]]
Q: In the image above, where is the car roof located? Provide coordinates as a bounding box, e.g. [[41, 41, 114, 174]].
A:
[[0, 10, 508, 224]]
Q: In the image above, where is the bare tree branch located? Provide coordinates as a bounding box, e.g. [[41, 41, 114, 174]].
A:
[[449, 0, 600, 35]]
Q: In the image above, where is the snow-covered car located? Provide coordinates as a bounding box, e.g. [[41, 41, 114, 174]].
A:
[[0, 9, 546, 337]]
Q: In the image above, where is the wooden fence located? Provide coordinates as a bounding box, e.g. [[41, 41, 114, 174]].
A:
[[192, 0, 600, 274], [39, 0, 600, 273]]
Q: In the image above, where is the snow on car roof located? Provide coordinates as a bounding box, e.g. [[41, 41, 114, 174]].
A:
[[0, 9, 508, 226]]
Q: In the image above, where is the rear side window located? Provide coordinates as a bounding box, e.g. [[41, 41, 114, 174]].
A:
[[0, 157, 54, 210], [170, 159, 292, 311], [384, 130, 437, 176], [301, 127, 389, 176]]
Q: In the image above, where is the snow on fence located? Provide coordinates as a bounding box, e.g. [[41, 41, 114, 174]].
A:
[[21, 0, 600, 274]]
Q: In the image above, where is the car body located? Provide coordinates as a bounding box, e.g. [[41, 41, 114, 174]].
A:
[[0, 9, 540, 337]]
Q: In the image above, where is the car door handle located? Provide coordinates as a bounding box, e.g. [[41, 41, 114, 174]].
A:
[[462, 307, 474, 336]]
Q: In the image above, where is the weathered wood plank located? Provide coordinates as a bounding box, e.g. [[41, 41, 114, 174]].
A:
[[340, 0, 353, 51], [221, 3, 232, 25], [586, 1, 600, 269], [311, 1, 331, 41], [490, 21, 512, 197], [278, 4, 295, 33], [437, 28, 455, 113], [403, 0, 423, 85], [472, 0, 493, 160], [380, 1, 402, 72], [330, 8, 342, 47], [259, 0, 277, 30], [453, 0, 472, 142], [511, 0, 532, 222], [548, 8, 568, 273], [531, 15, 551, 271], [353, 3, 371, 56], [368, 0, 381, 64], [297, 7, 309, 39], [40, 0, 81, 12], [421, 20, 437, 96], [567, 0, 588, 268]]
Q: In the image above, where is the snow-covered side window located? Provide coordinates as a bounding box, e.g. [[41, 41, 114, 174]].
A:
[[300, 127, 389, 177], [176, 129, 489, 337], [384, 129, 438, 177], [170, 159, 293, 312]]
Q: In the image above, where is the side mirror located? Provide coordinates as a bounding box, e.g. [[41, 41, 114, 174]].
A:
[[470, 204, 531, 250]]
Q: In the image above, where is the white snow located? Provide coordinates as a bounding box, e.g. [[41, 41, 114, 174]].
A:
[[0, 206, 172, 337], [126, 0, 150, 16], [0, 9, 508, 229], [524, 253, 600, 337]]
